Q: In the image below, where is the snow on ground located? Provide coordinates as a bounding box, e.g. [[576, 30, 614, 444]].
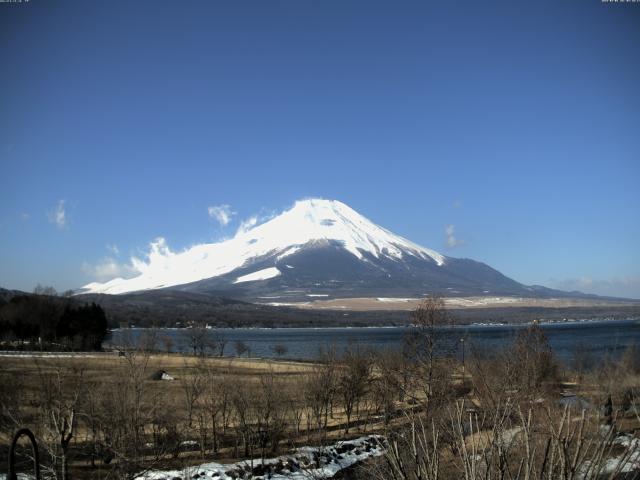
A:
[[234, 267, 281, 284], [135, 435, 386, 480], [376, 297, 414, 303], [266, 302, 311, 307], [578, 433, 640, 478], [443, 296, 524, 307]]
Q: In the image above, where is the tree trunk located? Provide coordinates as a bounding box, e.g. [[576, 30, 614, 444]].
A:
[[60, 442, 69, 480], [212, 414, 218, 453]]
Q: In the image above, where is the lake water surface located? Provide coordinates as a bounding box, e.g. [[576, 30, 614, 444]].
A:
[[108, 319, 640, 365]]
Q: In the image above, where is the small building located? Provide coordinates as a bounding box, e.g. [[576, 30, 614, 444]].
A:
[[151, 369, 174, 381]]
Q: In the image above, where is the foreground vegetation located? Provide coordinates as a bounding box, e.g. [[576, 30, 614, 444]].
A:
[[1, 297, 639, 479], [367, 331, 640, 479]]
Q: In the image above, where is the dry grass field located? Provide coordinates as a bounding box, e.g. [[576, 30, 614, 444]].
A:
[[2, 319, 640, 479], [0, 353, 318, 442], [0, 348, 408, 478]]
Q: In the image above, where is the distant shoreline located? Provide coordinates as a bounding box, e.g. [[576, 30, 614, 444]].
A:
[[106, 303, 640, 329], [109, 316, 640, 331], [261, 295, 640, 312]]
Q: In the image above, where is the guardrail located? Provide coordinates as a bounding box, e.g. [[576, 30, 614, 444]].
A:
[[0, 351, 115, 357]]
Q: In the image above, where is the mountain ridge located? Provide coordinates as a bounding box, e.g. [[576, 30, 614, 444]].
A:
[[78, 199, 626, 302], [80, 199, 448, 295]]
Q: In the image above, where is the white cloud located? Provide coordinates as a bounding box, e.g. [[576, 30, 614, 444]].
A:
[[208, 204, 235, 226], [236, 215, 258, 235], [82, 258, 140, 282], [128, 237, 175, 274], [48, 200, 67, 229], [106, 243, 120, 256], [149, 236, 172, 256], [549, 276, 640, 299], [445, 224, 465, 248]]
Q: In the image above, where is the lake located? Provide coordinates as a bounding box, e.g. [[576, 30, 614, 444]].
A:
[[107, 318, 640, 365]]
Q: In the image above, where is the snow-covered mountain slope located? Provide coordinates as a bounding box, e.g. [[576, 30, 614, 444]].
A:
[[80, 198, 544, 300], [80, 199, 447, 295]]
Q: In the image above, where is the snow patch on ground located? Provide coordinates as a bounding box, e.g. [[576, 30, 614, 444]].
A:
[[578, 433, 640, 478], [444, 296, 524, 307], [376, 297, 413, 303], [134, 435, 386, 480], [266, 302, 311, 307], [276, 246, 301, 261], [234, 267, 281, 284]]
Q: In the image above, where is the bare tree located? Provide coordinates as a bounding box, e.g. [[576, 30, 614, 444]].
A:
[[212, 330, 227, 357], [184, 324, 210, 356], [231, 380, 254, 457], [338, 347, 371, 433], [304, 351, 337, 445], [255, 370, 289, 459], [34, 361, 84, 480], [79, 379, 101, 469], [161, 334, 174, 354], [406, 295, 453, 406], [203, 367, 233, 453], [272, 343, 288, 358], [509, 323, 557, 395], [97, 343, 161, 479], [33, 284, 58, 296], [180, 359, 206, 428], [234, 340, 249, 357], [374, 398, 639, 480], [371, 354, 401, 427], [0, 368, 26, 437]]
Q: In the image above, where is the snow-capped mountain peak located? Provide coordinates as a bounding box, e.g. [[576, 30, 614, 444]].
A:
[[80, 199, 445, 295], [237, 199, 444, 264]]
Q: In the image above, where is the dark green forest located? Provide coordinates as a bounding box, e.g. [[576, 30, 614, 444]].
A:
[[0, 291, 108, 351]]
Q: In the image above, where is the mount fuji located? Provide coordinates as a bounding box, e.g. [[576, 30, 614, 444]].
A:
[[79, 199, 562, 301]]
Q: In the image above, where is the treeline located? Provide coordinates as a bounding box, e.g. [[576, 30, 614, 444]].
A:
[[0, 286, 108, 351]]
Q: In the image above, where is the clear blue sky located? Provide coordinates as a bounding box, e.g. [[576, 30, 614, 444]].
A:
[[1, 0, 639, 298]]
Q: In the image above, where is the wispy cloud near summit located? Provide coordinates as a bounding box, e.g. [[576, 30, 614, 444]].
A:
[[82, 258, 139, 282], [208, 204, 235, 226], [445, 224, 465, 248]]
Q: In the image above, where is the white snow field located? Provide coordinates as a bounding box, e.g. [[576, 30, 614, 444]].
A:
[[80, 199, 446, 295], [234, 267, 282, 284], [134, 435, 386, 480]]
